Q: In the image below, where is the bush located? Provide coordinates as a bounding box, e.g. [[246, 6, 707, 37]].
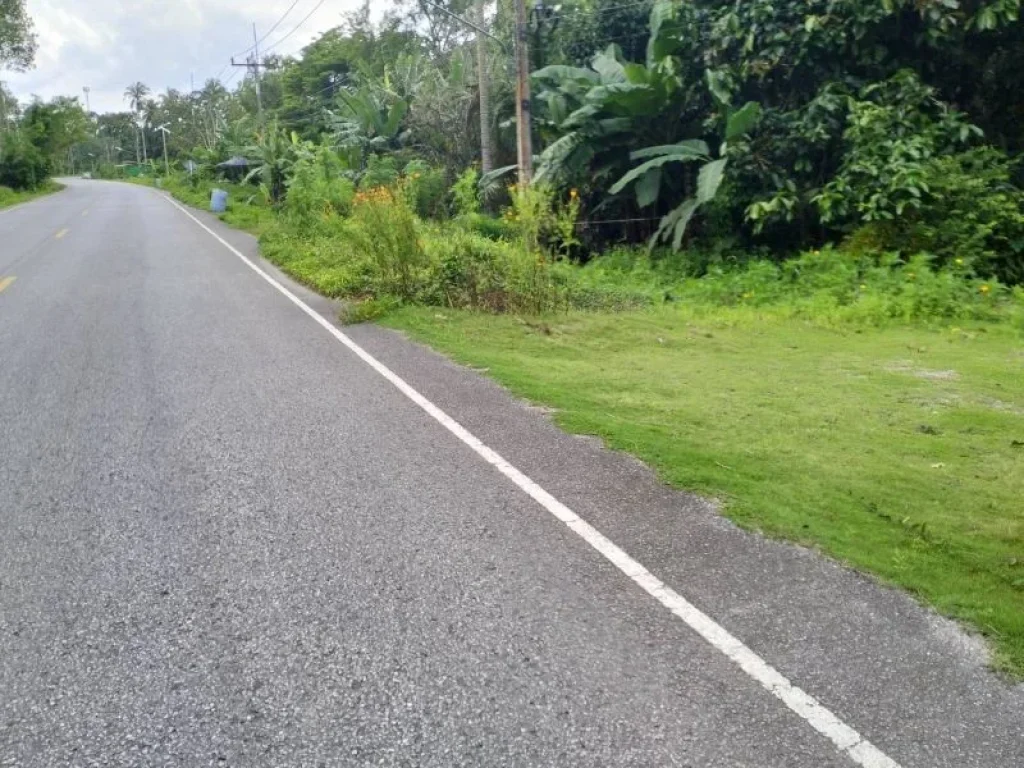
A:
[[0, 134, 48, 190], [843, 148, 1024, 285], [585, 246, 1021, 326], [451, 167, 481, 217], [287, 151, 356, 219], [401, 159, 448, 219], [349, 186, 427, 299], [359, 154, 399, 190], [456, 212, 519, 241]]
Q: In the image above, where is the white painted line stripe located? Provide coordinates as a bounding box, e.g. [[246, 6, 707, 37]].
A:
[[161, 192, 902, 768]]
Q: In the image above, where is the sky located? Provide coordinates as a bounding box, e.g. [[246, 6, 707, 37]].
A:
[[2, 0, 375, 114]]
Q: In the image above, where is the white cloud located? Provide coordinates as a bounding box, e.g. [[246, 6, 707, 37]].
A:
[[1, 0, 372, 113]]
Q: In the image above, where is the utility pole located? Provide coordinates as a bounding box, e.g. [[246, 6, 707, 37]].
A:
[[82, 86, 91, 115], [232, 24, 264, 125], [420, 0, 524, 182], [475, 0, 494, 173], [157, 124, 171, 176], [513, 0, 533, 185]]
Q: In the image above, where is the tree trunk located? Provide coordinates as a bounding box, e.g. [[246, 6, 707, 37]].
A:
[[475, 0, 494, 173]]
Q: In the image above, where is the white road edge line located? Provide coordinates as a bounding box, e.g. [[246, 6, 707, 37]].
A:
[[162, 192, 902, 768]]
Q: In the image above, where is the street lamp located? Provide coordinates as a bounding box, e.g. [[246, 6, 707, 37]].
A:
[[156, 124, 172, 177]]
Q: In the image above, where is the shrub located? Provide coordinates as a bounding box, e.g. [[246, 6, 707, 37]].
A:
[[456, 212, 519, 241], [287, 154, 355, 219], [843, 148, 1024, 285], [0, 134, 48, 190], [585, 246, 1020, 325], [401, 159, 448, 219], [451, 166, 481, 217], [815, 71, 981, 228], [349, 185, 426, 300], [359, 154, 399, 190]]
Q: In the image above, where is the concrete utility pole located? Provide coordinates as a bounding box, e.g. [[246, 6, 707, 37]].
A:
[[513, 0, 533, 185], [232, 24, 265, 125], [157, 124, 171, 176], [475, 0, 494, 173]]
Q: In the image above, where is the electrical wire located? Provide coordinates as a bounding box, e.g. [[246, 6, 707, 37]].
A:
[[262, 0, 330, 55], [222, 66, 242, 88], [231, 0, 304, 58]]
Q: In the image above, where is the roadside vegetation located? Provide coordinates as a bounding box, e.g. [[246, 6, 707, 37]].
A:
[[0, 179, 61, 209], [11, 0, 1021, 673]]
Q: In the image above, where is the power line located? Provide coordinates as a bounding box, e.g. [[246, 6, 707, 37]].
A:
[[263, 0, 330, 55], [232, 0, 304, 58]]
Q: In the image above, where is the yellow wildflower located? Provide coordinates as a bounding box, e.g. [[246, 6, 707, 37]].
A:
[[979, 284, 991, 294]]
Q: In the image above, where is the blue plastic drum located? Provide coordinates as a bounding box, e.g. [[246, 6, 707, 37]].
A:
[[210, 188, 228, 213]]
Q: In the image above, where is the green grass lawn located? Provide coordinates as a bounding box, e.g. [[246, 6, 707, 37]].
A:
[[0, 181, 63, 210], [384, 305, 1024, 677]]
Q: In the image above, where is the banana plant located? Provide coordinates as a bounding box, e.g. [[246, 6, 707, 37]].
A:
[[610, 72, 760, 249], [530, 0, 701, 191], [243, 121, 305, 204]]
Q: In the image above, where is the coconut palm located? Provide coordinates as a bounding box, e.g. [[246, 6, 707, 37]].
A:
[[124, 82, 150, 163]]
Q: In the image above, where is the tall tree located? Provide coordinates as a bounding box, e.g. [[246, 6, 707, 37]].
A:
[[124, 81, 150, 163], [0, 0, 37, 71]]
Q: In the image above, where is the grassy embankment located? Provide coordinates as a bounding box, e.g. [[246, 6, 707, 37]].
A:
[[147, 175, 1024, 677], [0, 181, 64, 210]]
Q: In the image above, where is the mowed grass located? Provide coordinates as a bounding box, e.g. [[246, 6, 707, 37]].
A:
[[384, 305, 1024, 676]]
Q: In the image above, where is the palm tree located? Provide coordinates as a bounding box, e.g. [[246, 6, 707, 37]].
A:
[[124, 82, 150, 164]]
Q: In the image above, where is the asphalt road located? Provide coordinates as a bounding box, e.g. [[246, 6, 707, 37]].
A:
[[0, 180, 1021, 767]]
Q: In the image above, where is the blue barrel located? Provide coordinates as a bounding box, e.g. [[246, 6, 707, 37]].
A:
[[210, 189, 228, 213]]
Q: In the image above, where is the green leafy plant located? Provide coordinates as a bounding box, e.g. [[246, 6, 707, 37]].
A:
[[611, 72, 760, 249], [451, 166, 481, 217]]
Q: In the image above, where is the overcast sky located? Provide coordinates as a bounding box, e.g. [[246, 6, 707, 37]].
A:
[[2, 0, 378, 114]]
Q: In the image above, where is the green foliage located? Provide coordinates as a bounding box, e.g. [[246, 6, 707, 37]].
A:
[[814, 71, 982, 226], [0, 0, 37, 70], [400, 159, 447, 219], [0, 179, 59, 208], [450, 166, 481, 217], [584, 245, 1020, 326], [842, 148, 1024, 285], [0, 129, 47, 189], [423, 228, 565, 313], [286, 141, 356, 219], [349, 185, 426, 299], [243, 122, 299, 204], [610, 70, 760, 250], [457, 212, 519, 241], [358, 154, 399, 189]]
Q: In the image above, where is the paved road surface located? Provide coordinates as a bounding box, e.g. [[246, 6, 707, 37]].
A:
[[1, 181, 1021, 767]]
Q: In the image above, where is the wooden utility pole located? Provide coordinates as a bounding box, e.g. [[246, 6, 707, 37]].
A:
[[475, 0, 494, 173], [513, 0, 533, 185]]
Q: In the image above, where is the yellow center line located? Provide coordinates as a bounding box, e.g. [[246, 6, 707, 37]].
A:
[[0, 276, 16, 294], [55, 228, 69, 239]]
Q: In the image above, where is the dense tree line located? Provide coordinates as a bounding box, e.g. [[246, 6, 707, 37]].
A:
[[4, 0, 1023, 281]]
